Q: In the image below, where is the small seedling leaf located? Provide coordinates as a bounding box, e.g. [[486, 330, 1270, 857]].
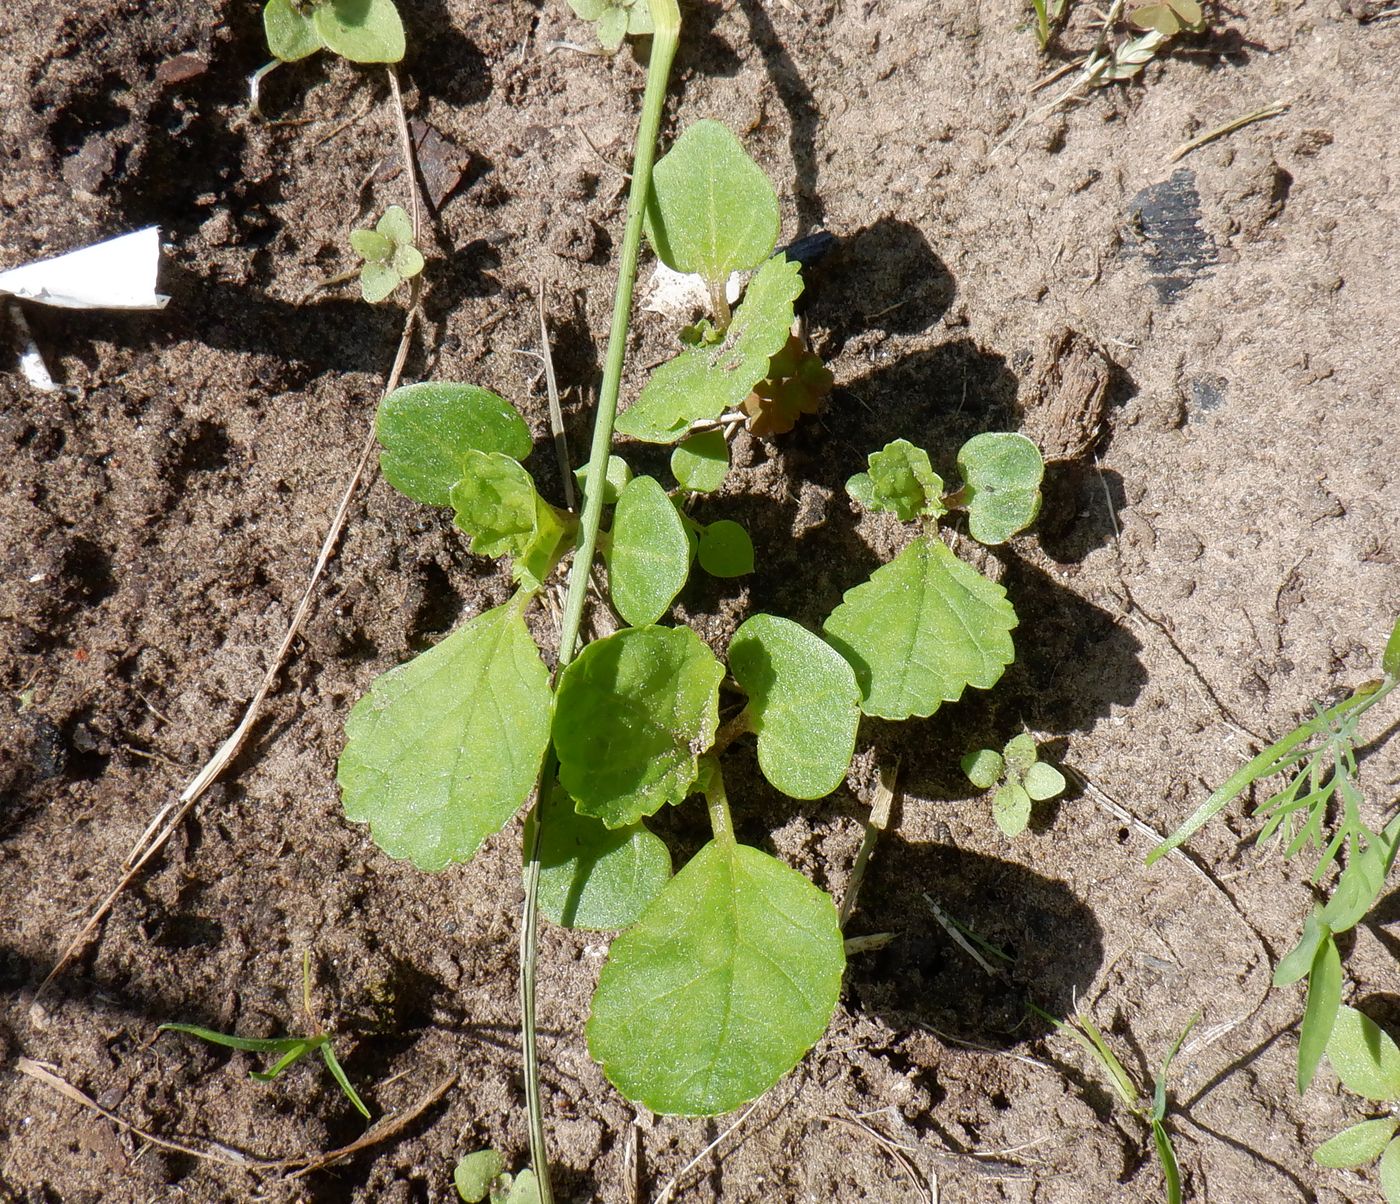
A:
[[504, 1169, 542, 1204], [1076, 1014, 1139, 1108], [993, 782, 1031, 837], [1274, 909, 1330, 987], [531, 783, 672, 930], [1003, 733, 1038, 774], [576, 454, 632, 506], [587, 839, 844, 1115], [1328, 1005, 1400, 1101], [956, 432, 1044, 545], [728, 614, 861, 799], [319, 1042, 372, 1119], [376, 382, 531, 509], [608, 475, 692, 626], [376, 204, 414, 246], [455, 1150, 505, 1202], [159, 1023, 313, 1054], [1297, 933, 1342, 1094], [961, 748, 1004, 790], [644, 120, 780, 288], [1151, 1118, 1183, 1204], [250, 1040, 319, 1081], [450, 451, 539, 557], [350, 229, 394, 262], [616, 255, 803, 443], [314, 0, 405, 62], [554, 626, 724, 828], [1314, 1118, 1400, 1169], [1024, 760, 1066, 801], [1384, 617, 1400, 678], [568, 0, 607, 19], [697, 520, 754, 578], [1382, 1137, 1400, 1204], [264, 0, 325, 61], [392, 243, 425, 279], [596, 4, 628, 49], [854, 439, 946, 521], [338, 599, 552, 871], [822, 535, 1017, 720], [671, 430, 729, 493], [360, 261, 400, 303]]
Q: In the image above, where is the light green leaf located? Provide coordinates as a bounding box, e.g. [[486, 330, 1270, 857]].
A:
[[264, 0, 325, 60], [822, 535, 1017, 720], [595, 5, 627, 49], [1024, 761, 1066, 801], [1321, 824, 1400, 934], [608, 475, 692, 626], [576, 454, 632, 506], [644, 120, 780, 288], [393, 243, 425, 279], [1328, 1006, 1400, 1101], [554, 626, 724, 828], [350, 228, 394, 262], [1152, 1119, 1182, 1204], [376, 204, 413, 246], [360, 261, 400, 303], [728, 614, 860, 799], [961, 748, 1003, 790], [993, 782, 1031, 837], [454, 1149, 504, 1202], [1314, 1118, 1400, 1169], [1274, 908, 1329, 987], [856, 439, 946, 521], [376, 382, 531, 509], [532, 783, 672, 930], [697, 520, 753, 578], [338, 599, 552, 871], [314, 0, 405, 62], [956, 432, 1045, 545], [626, 0, 654, 34], [504, 1169, 541, 1204], [1298, 933, 1342, 1093], [671, 430, 730, 493], [450, 452, 539, 557], [567, 0, 607, 19], [615, 255, 803, 443], [1384, 617, 1400, 678], [1382, 1136, 1400, 1204], [1003, 732, 1038, 774], [587, 839, 845, 1115]]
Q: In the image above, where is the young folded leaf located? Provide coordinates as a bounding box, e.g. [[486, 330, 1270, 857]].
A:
[[608, 475, 692, 626], [554, 626, 724, 827], [338, 597, 552, 871], [449, 451, 574, 589], [847, 439, 947, 522], [587, 839, 844, 1115]]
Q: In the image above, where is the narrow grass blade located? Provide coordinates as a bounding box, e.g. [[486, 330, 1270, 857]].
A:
[[1077, 1014, 1138, 1108], [1152, 1118, 1182, 1204], [159, 1023, 310, 1054], [321, 1043, 372, 1119], [250, 1038, 322, 1081]]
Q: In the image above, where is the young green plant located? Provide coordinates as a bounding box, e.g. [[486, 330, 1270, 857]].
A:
[[253, 0, 405, 113], [1150, 618, 1400, 1092], [455, 1149, 542, 1204], [1314, 1006, 1400, 1202], [963, 732, 1066, 837], [350, 205, 424, 303]]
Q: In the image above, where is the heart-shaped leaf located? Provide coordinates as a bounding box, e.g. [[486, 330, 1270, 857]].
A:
[[338, 598, 551, 871], [314, 0, 405, 62], [728, 614, 860, 799], [554, 626, 724, 828], [587, 839, 844, 1115], [608, 475, 692, 626], [956, 432, 1044, 545]]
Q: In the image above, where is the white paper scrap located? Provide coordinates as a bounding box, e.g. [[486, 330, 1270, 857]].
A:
[[642, 262, 743, 324], [0, 226, 169, 310]]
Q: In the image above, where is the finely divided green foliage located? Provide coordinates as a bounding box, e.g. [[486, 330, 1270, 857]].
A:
[[607, 475, 692, 626], [532, 785, 671, 930], [643, 120, 780, 291], [956, 432, 1045, 545], [1314, 1007, 1400, 1201], [962, 733, 1065, 837], [729, 614, 860, 799], [351, 206, 423, 303], [553, 625, 724, 827], [615, 254, 804, 442], [824, 536, 1017, 720], [264, 0, 405, 66], [587, 838, 844, 1115], [338, 597, 552, 871]]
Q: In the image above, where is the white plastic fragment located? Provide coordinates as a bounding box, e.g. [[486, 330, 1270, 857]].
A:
[[641, 262, 743, 323], [0, 226, 169, 310], [7, 300, 58, 392]]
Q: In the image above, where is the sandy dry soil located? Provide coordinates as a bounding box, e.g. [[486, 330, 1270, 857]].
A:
[[2, 0, 1400, 1200]]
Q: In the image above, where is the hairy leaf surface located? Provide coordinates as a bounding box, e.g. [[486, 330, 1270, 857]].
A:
[[1314, 1118, 1400, 1169], [608, 475, 692, 626], [587, 839, 845, 1115], [848, 439, 946, 521]]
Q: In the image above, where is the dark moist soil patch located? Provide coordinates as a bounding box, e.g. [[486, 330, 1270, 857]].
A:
[[3, 1, 1399, 1202]]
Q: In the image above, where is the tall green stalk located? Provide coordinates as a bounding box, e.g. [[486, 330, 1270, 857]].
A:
[[519, 4, 681, 1198]]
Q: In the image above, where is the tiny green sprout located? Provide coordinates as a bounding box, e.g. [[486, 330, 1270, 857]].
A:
[[1313, 1007, 1400, 1203], [350, 205, 424, 303], [455, 1149, 542, 1204], [158, 951, 370, 1119], [567, 0, 654, 52], [962, 733, 1065, 838], [263, 0, 406, 65]]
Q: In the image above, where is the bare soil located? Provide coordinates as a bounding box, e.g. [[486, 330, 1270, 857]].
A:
[[3, 1, 1400, 1201]]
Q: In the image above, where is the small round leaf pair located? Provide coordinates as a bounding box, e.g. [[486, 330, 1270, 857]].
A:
[[264, 0, 406, 64], [567, 0, 653, 52], [351, 205, 423, 303]]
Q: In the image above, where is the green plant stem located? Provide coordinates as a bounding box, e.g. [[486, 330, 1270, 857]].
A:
[[704, 770, 736, 845], [1147, 678, 1395, 866], [518, 4, 681, 1199]]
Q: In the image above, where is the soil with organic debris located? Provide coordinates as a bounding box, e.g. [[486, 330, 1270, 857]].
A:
[[3, 1, 1399, 1201]]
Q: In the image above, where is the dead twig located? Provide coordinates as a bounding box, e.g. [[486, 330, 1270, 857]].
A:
[[1168, 101, 1290, 163], [538, 278, 575, 510], [838, 761, 897, 928]]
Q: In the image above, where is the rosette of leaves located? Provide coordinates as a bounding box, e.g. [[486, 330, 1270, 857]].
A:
[[350, 206, 424, 303], [263, 0, 406, 64], [962, 733, 1066, 837], [566, 0, 654, 51]]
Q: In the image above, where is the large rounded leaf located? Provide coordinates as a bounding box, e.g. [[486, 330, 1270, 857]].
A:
[[587, 839, 845, 1115], [532, 785, 672, 931], [1327, 1005, 1400, 1101], [376, 383, 531, 508], [554, 626, 724, 828], [822, 535, 1017, 720], [314, 0, 405, 62], [338, 600, 551, 871], [644, 120, 779, 287], [608, 475, 691, 627], [728, 614, 859, 799]]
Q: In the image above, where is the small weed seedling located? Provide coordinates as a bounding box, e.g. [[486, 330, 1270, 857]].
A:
[[158, 953, 371, 1119], [350, 206, 424, 303], [1029, 0, 1070, 51], [455, 1149, 542, 1204], [1314, 1006, 1400, 1202], [1150, 618, 1400, 1093], [567, 0, 654, 51], [253, 0, 405, 112], [1036, 1005, 1200, 1204], [962, 732, 1066, 837]]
